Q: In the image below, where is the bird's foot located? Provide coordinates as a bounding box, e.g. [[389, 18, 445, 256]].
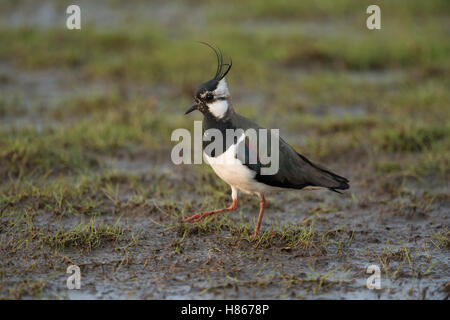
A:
[[183, 200, 238, 224], [183, 212, 208, 223], [250, 232, 258, 242]]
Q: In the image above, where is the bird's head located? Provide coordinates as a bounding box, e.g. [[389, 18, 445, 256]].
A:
[[185, 43, 232, 119]]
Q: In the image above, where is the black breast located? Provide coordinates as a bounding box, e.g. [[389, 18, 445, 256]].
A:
[[202, 114, 236, 157], [201, 114, 261, 173]]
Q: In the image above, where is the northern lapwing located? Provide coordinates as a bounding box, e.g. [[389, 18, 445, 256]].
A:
[[184, 43, 349, 241]]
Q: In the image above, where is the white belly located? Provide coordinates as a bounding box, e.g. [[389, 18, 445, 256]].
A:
[[203, 142, 278, 195]]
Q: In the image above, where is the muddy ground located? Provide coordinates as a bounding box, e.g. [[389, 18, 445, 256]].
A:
[[0, 0, 449, 299]]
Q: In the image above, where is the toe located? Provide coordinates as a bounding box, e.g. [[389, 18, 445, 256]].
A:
[[184, 213, 201, 223]]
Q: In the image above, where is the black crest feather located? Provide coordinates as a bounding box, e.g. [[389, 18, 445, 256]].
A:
[[198, 42, 232, 81]]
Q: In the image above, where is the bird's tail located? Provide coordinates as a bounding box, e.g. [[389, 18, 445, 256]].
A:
[[297, 153, 350, 192], [325, 173, 350, 194], [316, 167, 349, 193]]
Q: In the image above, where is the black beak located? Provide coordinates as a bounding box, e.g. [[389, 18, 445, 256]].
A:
[[185, 104, 198, 115]]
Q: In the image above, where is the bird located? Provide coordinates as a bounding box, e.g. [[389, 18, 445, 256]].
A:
[[183, 43, 349, 241]]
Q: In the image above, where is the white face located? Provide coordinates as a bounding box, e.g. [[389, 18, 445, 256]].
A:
[[207, 78, 230, 119], [213, 78, 230, 98], [207, 99, 229, 119]]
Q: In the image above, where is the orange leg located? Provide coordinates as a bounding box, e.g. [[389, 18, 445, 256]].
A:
[[251, 195, 265, 241], [184, 199, 237, 223]]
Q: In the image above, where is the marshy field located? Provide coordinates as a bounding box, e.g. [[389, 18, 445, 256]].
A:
[[0, 0, 449, 299]]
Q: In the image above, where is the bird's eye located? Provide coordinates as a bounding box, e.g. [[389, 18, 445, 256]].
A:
[[205, 93, 214, 101]]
